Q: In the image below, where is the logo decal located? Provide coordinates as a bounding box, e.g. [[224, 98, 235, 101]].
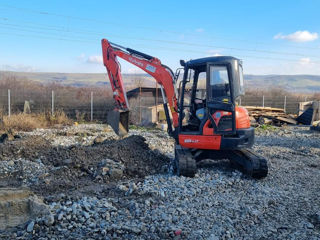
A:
[[184, 139, 199, 143], [129, 57, 144, 67]]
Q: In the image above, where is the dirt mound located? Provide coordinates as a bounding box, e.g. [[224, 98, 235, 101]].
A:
[[0, 135, 170, 196]]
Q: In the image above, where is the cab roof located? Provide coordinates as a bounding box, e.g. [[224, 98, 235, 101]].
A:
[[186, 56, 240, 68]]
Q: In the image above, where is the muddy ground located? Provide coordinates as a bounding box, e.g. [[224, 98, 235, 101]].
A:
[[0, 126, 170, 198]]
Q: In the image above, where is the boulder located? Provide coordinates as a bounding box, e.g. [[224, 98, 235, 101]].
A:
[[0, 188, 50, 230]]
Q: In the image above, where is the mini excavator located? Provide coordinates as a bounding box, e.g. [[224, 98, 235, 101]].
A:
[[101, 39, 268, 179]]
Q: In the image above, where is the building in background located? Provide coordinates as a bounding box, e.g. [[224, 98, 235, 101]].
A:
[[126, 87, 165, 125]]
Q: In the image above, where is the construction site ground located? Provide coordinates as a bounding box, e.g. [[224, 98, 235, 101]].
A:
[[0, 124, 319, 239]]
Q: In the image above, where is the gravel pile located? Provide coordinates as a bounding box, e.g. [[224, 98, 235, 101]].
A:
[[0, 125, 319, 239]]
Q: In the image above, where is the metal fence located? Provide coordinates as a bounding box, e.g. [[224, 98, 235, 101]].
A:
[[0, 88, 313, 122], [239, 95, 308, 114], [0, 88, 113, 122]]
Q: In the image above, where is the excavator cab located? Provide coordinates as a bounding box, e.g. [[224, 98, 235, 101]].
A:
[[178, 57, 245, 136]]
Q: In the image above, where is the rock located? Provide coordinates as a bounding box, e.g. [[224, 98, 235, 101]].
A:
[[93, 136, 105, 145], [0, 133, 8, 143], [109, 168, 123, 179], [99, 159, 108, 167], [309, 212, 320, 227], [44, 213, 55, 226], [57, 212, 64, 221], [89, 222, 96, 228], [72, 204, 77, 214], [7, 160, 15, 166], [0, 188, 50, 230], [14, 134, 22, 139], [62, 159, 72, 165], [26, 220, 35, 233], [127, 183, 137, 195], [306, 222, 314, 229], [101, 167, 110, 176], [82, 201, 91, 212], [83, 211, 90, 219]]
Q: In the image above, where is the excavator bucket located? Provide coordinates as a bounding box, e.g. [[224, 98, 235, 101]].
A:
[[107, 109, 129, 136]]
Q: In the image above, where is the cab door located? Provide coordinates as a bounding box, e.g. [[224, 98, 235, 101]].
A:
[[205, 63, 236, 135]]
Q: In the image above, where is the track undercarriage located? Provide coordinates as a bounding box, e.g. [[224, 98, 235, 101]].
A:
[[173, 145, 268, 179]]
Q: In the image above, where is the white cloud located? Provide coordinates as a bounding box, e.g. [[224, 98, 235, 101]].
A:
[[196, 28, 204, 33], [86, 55, 103, 64], [274, 31, 318, 42], [1, 64, 36, 72], [299, 57, 311, 65], [206, 49, 222, 57]]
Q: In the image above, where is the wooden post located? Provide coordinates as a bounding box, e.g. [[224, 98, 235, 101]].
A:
[[262, 95, 265, 108], [8, 89, 11, 117], [284, 96, 287, 113], [90, 91, 93, 121], [51, 90, 54, 115]]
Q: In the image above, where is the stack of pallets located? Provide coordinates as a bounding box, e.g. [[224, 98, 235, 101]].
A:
[[244, 106, 297, 126]]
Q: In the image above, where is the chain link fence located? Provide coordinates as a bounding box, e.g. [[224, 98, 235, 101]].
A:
[[0, 88, 113, 122], [239, 94, 309, 114], [0, 86, 314, 123]]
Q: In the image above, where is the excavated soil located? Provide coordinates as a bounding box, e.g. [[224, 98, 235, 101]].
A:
[[0, 134, 169, 197]]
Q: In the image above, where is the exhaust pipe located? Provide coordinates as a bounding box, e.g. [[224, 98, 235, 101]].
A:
[[107, 109, 129, 137]]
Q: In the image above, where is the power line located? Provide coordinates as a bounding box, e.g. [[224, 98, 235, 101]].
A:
[[1, 30, 319, 66], [0, 19, 319, 60], [1, 3, 320, 51]]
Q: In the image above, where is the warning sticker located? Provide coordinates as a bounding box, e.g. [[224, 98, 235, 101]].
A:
[[146, 64, 156, 73]]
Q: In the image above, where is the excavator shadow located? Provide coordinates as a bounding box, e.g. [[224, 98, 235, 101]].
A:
[[196, 159, 244, 177]]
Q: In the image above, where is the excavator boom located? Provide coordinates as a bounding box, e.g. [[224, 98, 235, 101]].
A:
[[101, 39, 179, 136]]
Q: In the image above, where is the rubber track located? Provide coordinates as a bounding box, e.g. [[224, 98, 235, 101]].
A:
[[175, 146, 197, 177], [229, 149, 268, 179]]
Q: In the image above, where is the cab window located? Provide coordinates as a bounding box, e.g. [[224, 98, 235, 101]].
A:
[[209, 65, 230, 100]]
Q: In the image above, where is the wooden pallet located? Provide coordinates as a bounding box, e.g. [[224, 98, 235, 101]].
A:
[[243, 106, 297, 125]]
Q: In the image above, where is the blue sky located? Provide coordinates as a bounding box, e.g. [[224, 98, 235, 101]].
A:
[[0, 0, 319, 74]]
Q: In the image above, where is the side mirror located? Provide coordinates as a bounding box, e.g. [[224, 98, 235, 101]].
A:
[[180, 60, 186, 67]]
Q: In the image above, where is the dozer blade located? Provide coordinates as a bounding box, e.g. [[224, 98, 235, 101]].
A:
[[107, 109, 129, 136]]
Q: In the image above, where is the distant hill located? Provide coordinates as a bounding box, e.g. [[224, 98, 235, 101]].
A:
[[245, 75, 320, 92], [1, 71, 320, 92]]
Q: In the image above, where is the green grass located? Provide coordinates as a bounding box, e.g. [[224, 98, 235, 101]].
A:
[[256, 124, 278, 132]]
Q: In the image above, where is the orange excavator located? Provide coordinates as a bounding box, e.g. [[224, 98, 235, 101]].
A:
[[101, 39, 268, 179]]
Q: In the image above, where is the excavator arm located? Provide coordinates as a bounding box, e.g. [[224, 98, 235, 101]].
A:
[[101, 39, 179, 136]]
